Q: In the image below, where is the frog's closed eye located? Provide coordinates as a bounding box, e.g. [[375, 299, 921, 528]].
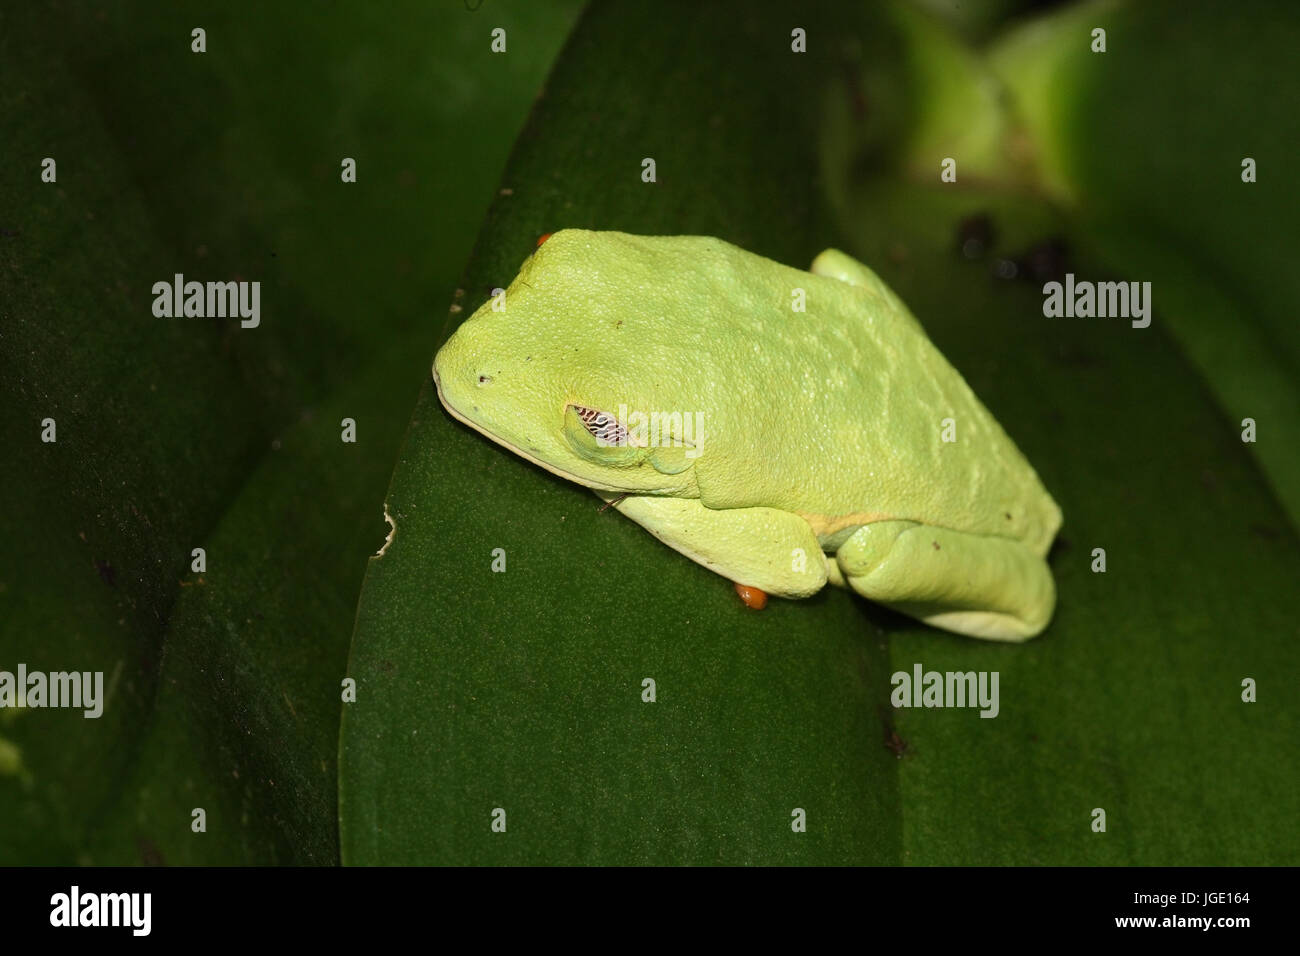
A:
[[563, 403, 649, 468], [571, 404, 636, 447]]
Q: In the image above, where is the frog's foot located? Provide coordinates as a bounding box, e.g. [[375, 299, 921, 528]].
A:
[[836, 520, 1056, 641], [733, 583, 768, 609], [598, 493, 828, 600]]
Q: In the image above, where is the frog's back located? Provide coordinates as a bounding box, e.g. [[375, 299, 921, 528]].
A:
[[664, 236, 1061, 556]]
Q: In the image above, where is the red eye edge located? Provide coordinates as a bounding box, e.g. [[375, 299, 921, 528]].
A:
[[535, 232, 553, 248]]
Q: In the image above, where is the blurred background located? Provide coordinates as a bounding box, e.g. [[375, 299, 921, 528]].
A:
[[2, 0, 1297, 865]]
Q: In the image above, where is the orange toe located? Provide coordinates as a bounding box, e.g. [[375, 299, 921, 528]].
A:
[[734, 583, 768, 609]]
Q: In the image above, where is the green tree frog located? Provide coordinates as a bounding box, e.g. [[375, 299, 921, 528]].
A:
[[434, 230, 1062, 641]]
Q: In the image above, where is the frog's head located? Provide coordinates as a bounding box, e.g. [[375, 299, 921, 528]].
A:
[[433, 230, 711, 495]]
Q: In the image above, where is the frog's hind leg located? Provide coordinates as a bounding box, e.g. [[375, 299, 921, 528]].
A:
[[836, 520, 1056, 641], [810, 249, 924, 331], [811, 248, 890, 291]]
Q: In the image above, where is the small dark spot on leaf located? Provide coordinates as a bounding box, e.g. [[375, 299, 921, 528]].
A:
[[1005, 512, 1013, 521], [94, 559, 116, 587], [1050, 342, 1103, 368], [841, 62, 870, 122], [1015, 236, 1070, 283], [955, 213, 995, 260], [884, 729, 910, 758], [879, 707, 911, 759], [137, 836, 166, 866], [931, 541, 940, 550]]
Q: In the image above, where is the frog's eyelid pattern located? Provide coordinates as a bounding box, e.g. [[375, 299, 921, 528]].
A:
[[571, 404, 639, 447]]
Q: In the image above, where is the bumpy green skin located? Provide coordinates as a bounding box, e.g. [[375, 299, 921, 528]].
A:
[[434, 230, 1062, 641]]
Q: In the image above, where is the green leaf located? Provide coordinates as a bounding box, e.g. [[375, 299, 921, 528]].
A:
[[343, 0, 1300, 865], [0, 0, 581, 864]]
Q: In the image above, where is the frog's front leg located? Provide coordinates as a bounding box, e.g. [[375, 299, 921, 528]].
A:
[[599, 493, 828, 599], [835, 520, 1056, 641]]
